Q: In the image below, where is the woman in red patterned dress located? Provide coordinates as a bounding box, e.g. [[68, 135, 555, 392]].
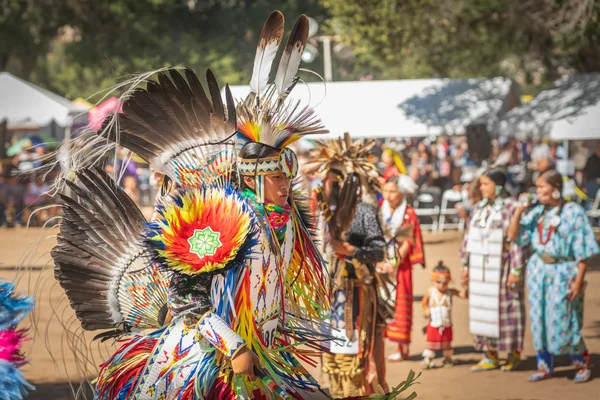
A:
[[378, 175, 425, 361]]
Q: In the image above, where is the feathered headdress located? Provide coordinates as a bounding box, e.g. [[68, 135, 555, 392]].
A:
[[102, 68, 237, 189], [305, 132, 381, 240], [236, 11, 328, 202], [303, 132, 381, 192]]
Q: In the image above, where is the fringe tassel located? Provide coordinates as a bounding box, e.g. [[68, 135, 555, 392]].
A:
[[0, 360, 34, 400], [0, 329, 28, 365], [95, 332, 161, 400]]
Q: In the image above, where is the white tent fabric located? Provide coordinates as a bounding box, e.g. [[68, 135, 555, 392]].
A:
[[228, 77, 516, 140], [498, 73, 600, 141], [0, 72, 74, 128]]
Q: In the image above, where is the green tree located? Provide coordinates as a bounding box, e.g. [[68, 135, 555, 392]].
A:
[[0, 0, 71, 77], [323, 0, 600, 83], [2, 0, 327, 100]]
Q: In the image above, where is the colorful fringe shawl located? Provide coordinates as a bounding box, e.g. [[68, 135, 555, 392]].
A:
[[0, 281, 34, 400], [96, 186, 332, 399]]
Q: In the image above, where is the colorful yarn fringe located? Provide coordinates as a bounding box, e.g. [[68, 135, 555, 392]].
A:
[[0, 360, 34, 400], [96, 330, 162, 400], [0, 281, 34, 331], [0, 281, 34, 399], [0, 329, 28, 364]]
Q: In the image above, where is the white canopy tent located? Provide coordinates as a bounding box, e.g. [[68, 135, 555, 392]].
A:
[[228, 77, 518, 141], [498, 73, 600, 141], [0, 72, 76, 139]]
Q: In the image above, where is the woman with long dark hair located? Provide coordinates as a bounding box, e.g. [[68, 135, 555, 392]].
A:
[[460, 168, 526, 372], [509, 169, 599, 382]]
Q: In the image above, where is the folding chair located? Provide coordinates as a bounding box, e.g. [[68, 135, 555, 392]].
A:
[[438, 189, 465, 232], [414, 192, 440, 233]]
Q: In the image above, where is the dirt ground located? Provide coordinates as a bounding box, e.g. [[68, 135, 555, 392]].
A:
[[1, 227, 599, 399]]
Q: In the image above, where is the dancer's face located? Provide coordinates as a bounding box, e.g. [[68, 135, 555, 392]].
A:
[[323, 171, 342, 198], [264, 172, 291, 207], [479, 175, 496, 200], [436, 280, 450, 293], [382, 152, 393, 167], [382, 182, 403, 208], [244, 172, 291, 207], [536, 177, 554, 206]]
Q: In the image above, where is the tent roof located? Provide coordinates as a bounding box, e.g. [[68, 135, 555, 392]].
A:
[[498, 73, 600, 141], [0, 72, 74, 128], [227, 77, 517, 140]]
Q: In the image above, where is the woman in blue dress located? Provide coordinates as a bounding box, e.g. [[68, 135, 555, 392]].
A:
[[509, 169, 599, 383]]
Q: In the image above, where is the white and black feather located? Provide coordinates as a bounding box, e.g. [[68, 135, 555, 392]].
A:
[[52, 168, 169, 333]]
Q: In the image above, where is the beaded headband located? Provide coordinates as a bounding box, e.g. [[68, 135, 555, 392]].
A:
[[432, 271, 451, 284], [237, 146, 299, 179]]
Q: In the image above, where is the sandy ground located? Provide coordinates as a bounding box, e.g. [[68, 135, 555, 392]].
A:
[[1, 227, 599, 399]]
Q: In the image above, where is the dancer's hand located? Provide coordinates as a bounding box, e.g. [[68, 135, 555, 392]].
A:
[[331, 240, 355, 257], [460, 268, 469, 288], [568, 280, 584, 302], [231, 346, 259, 380], [506, 273, 520, 290], [376, 261, 395, 274]]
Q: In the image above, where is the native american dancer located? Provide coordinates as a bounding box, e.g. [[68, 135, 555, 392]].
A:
[[0, 281, 33, 400], [48, 11, 343, 399], [509, 169, 599, 383], [304, 134, 388, 397], [460, 169, 525, 372], [378, 175, 425, 362]]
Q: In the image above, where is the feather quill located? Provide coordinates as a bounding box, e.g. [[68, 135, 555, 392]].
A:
[[249, 10, 285, 96], [274, 15, 309, 99]]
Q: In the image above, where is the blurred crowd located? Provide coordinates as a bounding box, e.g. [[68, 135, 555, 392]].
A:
[[301, 136, 600, 213], [2, 135, 600, 228]]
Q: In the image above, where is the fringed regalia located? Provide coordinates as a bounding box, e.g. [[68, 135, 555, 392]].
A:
[[304, 134, 388, 397], [50, 11, 336, 399], [0, 281, 34, 400]]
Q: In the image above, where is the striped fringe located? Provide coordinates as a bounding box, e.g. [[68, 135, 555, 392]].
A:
[[95, 330, 163, 399]]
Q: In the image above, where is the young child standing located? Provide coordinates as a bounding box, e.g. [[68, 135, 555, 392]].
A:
[[421, 261, 467, 368]]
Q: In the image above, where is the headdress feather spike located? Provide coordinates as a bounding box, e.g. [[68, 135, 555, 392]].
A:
[[274, 15, 309, 100], [249, 10, 285, 97], [303, 132, 381, 192]]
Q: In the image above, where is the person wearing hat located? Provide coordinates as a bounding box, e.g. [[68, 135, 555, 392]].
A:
[[460, 168, 526, 372], [378, 174, 425, 362]]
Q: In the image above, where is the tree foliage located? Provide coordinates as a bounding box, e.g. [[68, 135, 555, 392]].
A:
[[2, 0, 599, 100], [324, 0, 600, 83], [2, 0, 326, 101]]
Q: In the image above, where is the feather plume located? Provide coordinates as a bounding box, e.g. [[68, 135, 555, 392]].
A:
[[274, 15, 309, 99], [249, 10, 285, 96], [52, 169, 169, 333], [303, 132, 380, 192], [236, 12, 328, 152], [307, 133, 381, 239], [100, 68, 237, 188]]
